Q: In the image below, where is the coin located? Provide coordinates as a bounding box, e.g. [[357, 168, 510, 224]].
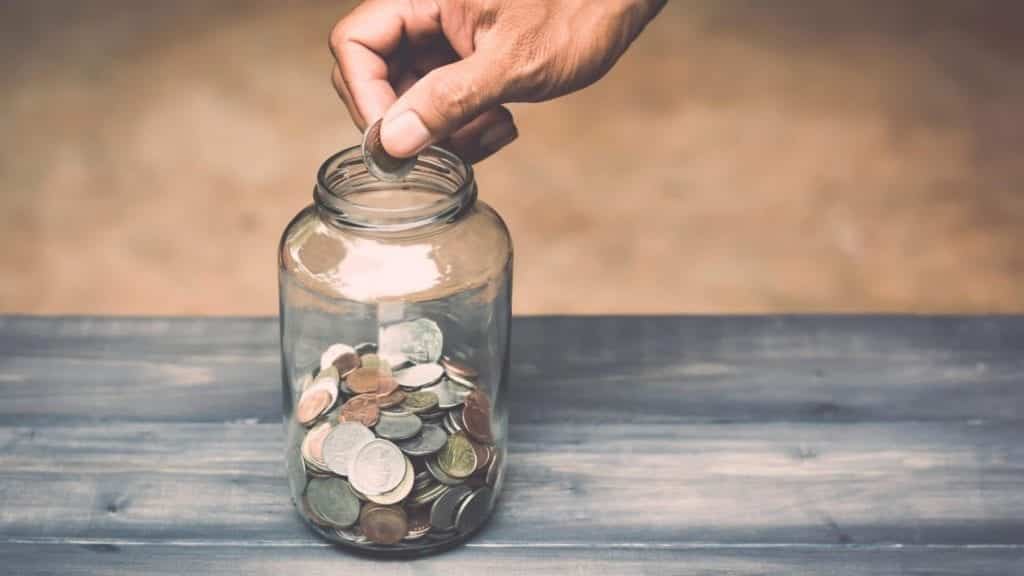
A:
[[312, 365, 340, 390], [376, 388, 406, 409], [429, 484, 472, 531], [394, 363, 444, 390], [350, 439, 407, 496], [322, 422, 375, 476], [361, 118, 416, 182], [321, 343, 357, 373], [335, 525, 370, 544], [354, 342, 377, 355], [436, 432, 478, 479], [347, 366, 387, 394], [380, 353, 413, 371], [425, 455, 464, 486], [296, 388, 333, 426], [359, 354, 386, 372], [367, 456, 414, 505], [380, 318, 443, 364], [469, 439, 492, 474], [396, 423, 448, 457], [301, 421, 333, 473], [375, 374, 399, 398], [359, 503, 408, 545], [462, 390, 493, 444], [442, 356, 478, 380], [447, 371, 477, 390], [404, 506, 432, 540], [305, 477, 361, 528], [422, 378, 468, 410], [411, 481, 449, 506], [443, 406, 464, 435], [338, 395, 380, 427], [401, 390, 439, 414], [374, 412, 423, 441], [455, 486, 492, 533]]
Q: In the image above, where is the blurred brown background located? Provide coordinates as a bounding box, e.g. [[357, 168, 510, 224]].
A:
[[2, 0, 1022, 315]]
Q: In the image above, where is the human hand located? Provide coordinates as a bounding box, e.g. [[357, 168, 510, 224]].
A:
[[330, 0, 665, 163]]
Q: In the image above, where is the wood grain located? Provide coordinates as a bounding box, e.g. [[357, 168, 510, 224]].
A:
[[1, 316, 1022, 573]]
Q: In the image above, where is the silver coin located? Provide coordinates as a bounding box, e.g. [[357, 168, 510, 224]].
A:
[[396, 423, 448, 457], [425, 455, 465, 486], [322, 422, 375, 476], [446, 371, 477, 389], [411, 482, 449, 506], [444, 407, 465, 434], [335, 525, 369, 544], [394, 363, 444, 390], [379, 318, 443, 364], [349, 439, 407, 496], [429, 484, 472, 531], [366, 456, 414, 505], [373, 412, 423, 441], [380, 353, 413, 371], [455, 487, 493, 533], [421, 379, 468, 410], [306, 477, 361, 528], [320, 343, 356, 371]]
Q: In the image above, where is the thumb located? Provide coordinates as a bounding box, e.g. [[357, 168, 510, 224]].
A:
[[380, 52, 507, 158]]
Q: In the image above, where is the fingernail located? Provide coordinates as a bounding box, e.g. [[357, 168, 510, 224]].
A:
[[479, 122, 518, 154], [381, 110, 431, 157]]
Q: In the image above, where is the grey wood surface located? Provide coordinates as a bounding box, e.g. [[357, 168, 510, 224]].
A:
[[1, 316, 1022, 574]]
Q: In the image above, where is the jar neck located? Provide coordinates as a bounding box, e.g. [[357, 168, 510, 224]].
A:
[[314, 146, 476, 232]]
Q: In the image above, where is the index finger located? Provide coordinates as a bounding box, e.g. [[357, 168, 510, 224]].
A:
[[329, 0, 443, 125]]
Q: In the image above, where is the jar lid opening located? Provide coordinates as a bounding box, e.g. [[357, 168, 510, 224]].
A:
[[315, 145, 476, 231]]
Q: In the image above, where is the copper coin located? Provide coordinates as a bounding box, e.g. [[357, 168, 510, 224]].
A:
[[470, 439, 492, 474], [462, 391, 492, 444], [441, 356, 478, 380], [359, 503, 408, 545], [362, 118, 417, 181], [333, 351, 361, 378], [338, 395, 380, 427], [296, 389, 332, 426], [404, 506, 431, 540], [377, 388, 406, 409], [347, 366, 384, 394], [375, 374, 399, 398]]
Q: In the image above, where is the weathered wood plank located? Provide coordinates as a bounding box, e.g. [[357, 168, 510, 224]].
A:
[[2, 542, 1022, 576], [0, 316, 1022, 425], [2, 421, 1022, 545]]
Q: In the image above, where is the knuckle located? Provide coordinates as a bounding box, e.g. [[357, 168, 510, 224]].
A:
[[428, 72, 479, 122], [328, 20, 348, 58]]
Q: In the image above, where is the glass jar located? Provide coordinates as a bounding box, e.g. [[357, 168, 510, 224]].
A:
[[278, 145, 512, 556]]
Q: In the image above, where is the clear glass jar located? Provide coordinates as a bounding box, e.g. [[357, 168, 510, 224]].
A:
[[278, 145, 511, 556]]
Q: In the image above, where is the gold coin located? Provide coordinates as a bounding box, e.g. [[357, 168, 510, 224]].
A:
[[401, 390, 440, 414], [437, 432, 478, 479]]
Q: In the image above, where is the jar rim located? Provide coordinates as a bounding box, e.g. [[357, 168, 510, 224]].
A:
[[314, 145, 476, 232]]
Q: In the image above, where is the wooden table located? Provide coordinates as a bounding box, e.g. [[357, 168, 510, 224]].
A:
[[1, 316, 1022, 574]]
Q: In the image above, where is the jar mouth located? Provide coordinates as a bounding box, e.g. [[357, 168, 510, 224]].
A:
[[315, 145, 476, 231]]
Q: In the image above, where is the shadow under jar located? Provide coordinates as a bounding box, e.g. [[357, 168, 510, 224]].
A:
[[278, 146, 512, 556]]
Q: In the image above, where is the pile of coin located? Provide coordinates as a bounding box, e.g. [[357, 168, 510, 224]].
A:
[[288, 317, 500, 548]]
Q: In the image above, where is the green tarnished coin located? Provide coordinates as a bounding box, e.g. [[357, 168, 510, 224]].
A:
[[436, 432, 478, 479], [401, 390, 440, 414], [305, 477, 361, 528], [374, 412, 424, 441]]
